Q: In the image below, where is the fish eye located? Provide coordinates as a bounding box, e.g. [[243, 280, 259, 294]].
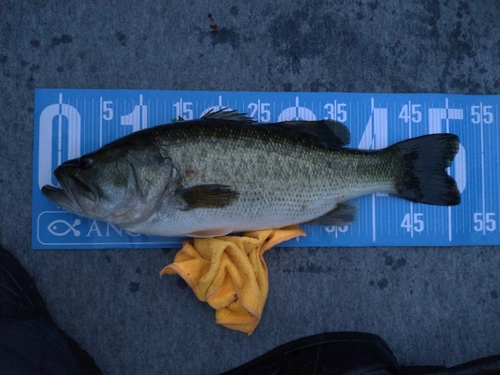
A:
[[79, 156, 93, 168]]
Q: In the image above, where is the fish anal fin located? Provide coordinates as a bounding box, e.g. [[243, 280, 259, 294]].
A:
[[175, 184, 240, 210], [187, 228, 233, 238], [304, 202, 358, 226]]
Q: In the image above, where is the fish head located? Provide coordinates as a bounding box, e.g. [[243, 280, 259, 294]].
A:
[[42, 138, 175, 226]]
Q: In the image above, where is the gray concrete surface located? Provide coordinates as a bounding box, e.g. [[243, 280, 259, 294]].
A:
[[1, 1, 499, 374]]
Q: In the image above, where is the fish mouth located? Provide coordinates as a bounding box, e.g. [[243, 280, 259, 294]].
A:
[[41, 166, 97, 215], [42, 183, 83, 214]]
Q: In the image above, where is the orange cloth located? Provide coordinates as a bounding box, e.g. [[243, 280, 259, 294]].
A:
[[160, 225, 306, 334]]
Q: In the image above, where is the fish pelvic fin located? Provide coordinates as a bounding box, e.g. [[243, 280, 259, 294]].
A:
[[175, 184, 240, 210], [187, 228, 233, 237], [390, 134, 460, 206], [303, 202, 358, 226]]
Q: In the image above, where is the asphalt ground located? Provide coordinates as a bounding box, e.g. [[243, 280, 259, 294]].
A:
[[1, 1, 499, 374]]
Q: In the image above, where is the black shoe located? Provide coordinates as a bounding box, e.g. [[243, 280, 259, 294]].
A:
[[0, 247, 103, 375], [0, 247, 53, 322], [221, 332, 401, 375], [220, 331, 500, 375]]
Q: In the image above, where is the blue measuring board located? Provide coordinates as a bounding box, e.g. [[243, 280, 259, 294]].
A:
[[32, 89, 499, 249]]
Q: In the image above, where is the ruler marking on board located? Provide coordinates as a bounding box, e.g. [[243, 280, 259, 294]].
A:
[[497, 103, 500, 236], [480, 102, 486, 236], [445, 98, 452, 241], [99, 97, 103, 147], [370, 98, 377, 243]]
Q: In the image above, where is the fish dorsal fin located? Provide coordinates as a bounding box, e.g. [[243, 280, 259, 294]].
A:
[[279, 120, 351, 148], [202, 108, 256, 124]]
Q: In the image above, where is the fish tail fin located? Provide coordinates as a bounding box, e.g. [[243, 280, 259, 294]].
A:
[[389, 134, 461, 206]]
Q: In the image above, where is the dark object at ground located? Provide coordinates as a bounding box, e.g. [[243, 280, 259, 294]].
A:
[[221, 331, 500, 375], [0, 247, 103, 375]]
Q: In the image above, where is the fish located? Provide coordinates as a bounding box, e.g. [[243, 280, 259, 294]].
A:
[[41, 109, 461, 238]]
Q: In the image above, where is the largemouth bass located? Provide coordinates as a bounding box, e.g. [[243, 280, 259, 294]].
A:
[[42, 110, 460, 238]]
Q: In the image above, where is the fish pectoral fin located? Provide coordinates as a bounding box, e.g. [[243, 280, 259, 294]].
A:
[[201, 108, 256, 124], [304, 202, 358, 226], [278, 120, 351, 148], [187, 228, 234, 238], [174, 184, 240, 210]]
